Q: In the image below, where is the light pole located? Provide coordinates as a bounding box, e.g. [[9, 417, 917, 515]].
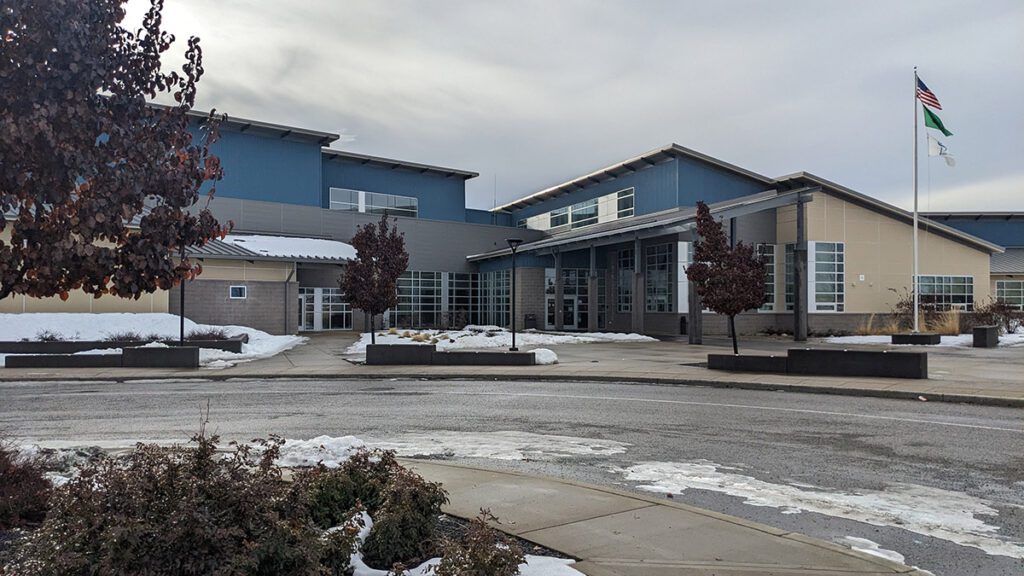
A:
[[506, 238, 523, 352]]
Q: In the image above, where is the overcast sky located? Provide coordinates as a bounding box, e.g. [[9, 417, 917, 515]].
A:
[[128, 0, 1023, 212]]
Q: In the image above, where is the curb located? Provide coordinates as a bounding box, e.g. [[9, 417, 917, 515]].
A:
[[399, 459, 927, 575], [2, 370, 1022, 408]]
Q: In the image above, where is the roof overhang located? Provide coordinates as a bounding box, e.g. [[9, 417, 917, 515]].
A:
[[468, 188, 815, 262], [322, 149, 479, 180], [776, 172, 1005, 255], [491, 143, 773, 213]]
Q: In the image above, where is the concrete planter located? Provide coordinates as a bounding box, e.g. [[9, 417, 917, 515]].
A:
[[972, 325, 999, 348], [365, 344, 537, 366], [366, 344, 436, 365], [891, 333, 941, 345], [0, 334, 246, 354], [4, 354, 122, 368], [707, 354, 788, 374], [787, 348, 927, 379], [432, 350, 536, 366], [122, 346, 200, 368]]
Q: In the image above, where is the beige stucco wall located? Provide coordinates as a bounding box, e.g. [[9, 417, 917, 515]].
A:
[[776, 191, 993, 313]]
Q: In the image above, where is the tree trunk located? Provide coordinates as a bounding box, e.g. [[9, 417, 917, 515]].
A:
[[730, 315, 739, 355]]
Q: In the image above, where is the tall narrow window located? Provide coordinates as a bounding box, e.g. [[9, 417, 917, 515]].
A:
[[784, 243, 795, 311], [549, 207, 569, 228], [570, 199, 599, 229], [617, 248, 634, 312], [812, 242, 845, 312], [616, 189, 635, 219], [757, 244, 775, 311], [645, 244, 673, 312]]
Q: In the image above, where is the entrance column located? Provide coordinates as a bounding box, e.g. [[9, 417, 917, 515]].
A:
[[631, 237, 644, 334], [794, 198, 809, 341], [587, 245, 599, 332], [554, 250, 564, 331]]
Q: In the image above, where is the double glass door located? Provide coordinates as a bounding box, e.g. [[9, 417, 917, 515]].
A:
[[546, 295, 579, 330], [297, 288, 352, 331]]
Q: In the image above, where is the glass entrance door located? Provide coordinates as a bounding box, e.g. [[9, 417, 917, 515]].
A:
[[298, 291, 315, 331], [297, 288, 352, 331], [545, 295, 579, 330]]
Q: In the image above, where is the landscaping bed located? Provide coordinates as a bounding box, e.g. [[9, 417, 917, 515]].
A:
[[1, 436, 583, 575]]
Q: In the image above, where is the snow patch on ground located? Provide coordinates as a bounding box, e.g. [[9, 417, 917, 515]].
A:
[[841, 536, 905, 563], [532, 348, 558, 364], [277, 435, 367, 468], [369, 430, 629, 461], [345, 327, 655, 355], [619, 460, 1024, 559], [826, 332, 1024, 347], [0, 313, 305, 369], [347, 512, 583, 576]]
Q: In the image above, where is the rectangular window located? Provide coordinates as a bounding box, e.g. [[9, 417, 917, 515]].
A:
[[784, 243, 795, 311], [758, 244, 775, 311], [329, 188, 417, 218], [996, 280, 1024, 310], [617, 249, 634, 312], [916, 275, 974, 311], [645, 244, 673, 312], [570, 199, 599, 229], [516, 219, 527, 229], [229, 285, 247, 300], [478, 269, 511, 327], [320, 288, 352, 330], [389, 271, 443, 328], [550, 207, 569, 228], [616, 188, 635, 219], [813, 242, 845, 312]]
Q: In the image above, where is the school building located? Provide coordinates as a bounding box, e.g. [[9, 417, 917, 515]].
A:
[[2, 110, 1017, 337]]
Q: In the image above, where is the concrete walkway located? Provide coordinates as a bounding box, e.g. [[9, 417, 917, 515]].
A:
[[2, 332, 1022, 407], [403, 459, 929, 576]]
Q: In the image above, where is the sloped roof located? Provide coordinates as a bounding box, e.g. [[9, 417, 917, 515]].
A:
[[190, 234, 355, 264], [992, 249, 1024, 274], [775, 172, 1004, 255], [322, 148, 478, 179], [491, 143, 773, 213]]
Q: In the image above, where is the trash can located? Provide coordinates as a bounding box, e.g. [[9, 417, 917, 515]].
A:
[[523, 313, 538, 330]]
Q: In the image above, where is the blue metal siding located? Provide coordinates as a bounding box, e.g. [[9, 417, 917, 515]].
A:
[[511, 157, 768, 223], [930, 218, 1024, 248], [321, 159, 467, 222], [676, 155, 768, 206], [465, 209, 514, 227], [200, 127, 323, 206]]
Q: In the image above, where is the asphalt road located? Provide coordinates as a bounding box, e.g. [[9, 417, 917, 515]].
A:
[[2, 377, 1022, 575]]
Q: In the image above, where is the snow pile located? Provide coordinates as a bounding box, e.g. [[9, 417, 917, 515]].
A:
[[620, 460, 1024, 559], [841, 538, 936, 575], [0, 313, 305, 369], [347, 512, 583, 576], [346, 326, 655, 355], [826, 332, 1024, 347], [369, 431, 629, 461], [532, 348, 558, 365], [277, 435, 367, 468]]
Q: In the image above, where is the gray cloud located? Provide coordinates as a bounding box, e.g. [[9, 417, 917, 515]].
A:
[[130, 0, 1024, 211]]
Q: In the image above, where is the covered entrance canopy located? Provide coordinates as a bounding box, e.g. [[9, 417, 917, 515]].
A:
[[468, 187, 818, 340]]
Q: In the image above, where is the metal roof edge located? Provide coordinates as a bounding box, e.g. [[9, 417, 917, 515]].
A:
[[490, 143, 774, 213], [777, 172, 1005, 254], [322, 148, 479, 179], [146, 103, 341, 144]]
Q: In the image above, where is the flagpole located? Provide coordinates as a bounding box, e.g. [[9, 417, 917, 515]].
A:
[[913, 67, 920, 333]]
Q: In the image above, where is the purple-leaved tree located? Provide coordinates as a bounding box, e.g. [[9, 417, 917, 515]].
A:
[[0, 0, 230, 304], [685, 201, 767, 354], [339, 214, 409, 344]]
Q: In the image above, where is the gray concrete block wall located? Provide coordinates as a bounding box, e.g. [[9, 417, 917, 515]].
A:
[[169, 280, 298, 335], [514, 267, 546, 330]]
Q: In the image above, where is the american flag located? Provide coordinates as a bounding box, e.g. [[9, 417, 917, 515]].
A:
[[916, 77, 942, 110]]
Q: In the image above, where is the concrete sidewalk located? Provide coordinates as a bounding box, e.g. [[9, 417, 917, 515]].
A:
[[403, 459, 928, 576], [2, 332, 1022, 407]]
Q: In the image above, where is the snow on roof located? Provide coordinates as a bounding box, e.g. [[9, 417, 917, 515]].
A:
[[221, 234, 356, 262]]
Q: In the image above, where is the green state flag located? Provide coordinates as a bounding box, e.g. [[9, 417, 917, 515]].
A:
[[922, 105, 953, 136]]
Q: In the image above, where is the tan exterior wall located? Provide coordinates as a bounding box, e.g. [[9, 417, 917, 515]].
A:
[[776, 191, 992, 313], [196, 259, 295, 282]]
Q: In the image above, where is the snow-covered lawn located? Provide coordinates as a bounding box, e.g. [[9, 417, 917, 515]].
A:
[[0, 313, 305, 369], [826, 331, 1024, 348], [345, 325, 655, 356]]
